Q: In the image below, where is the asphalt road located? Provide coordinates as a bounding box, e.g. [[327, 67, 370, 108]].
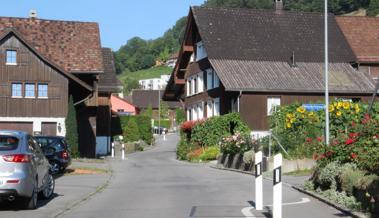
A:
[[61, 133, 350, 218]]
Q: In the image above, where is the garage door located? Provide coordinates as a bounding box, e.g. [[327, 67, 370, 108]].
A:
[[0, 122, 33, 134], [42, 122, 57, 136]]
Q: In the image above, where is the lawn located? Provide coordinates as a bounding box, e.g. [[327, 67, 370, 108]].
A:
[[118, 65, 172, 82]]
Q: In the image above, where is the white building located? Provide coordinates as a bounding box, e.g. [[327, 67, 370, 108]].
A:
[[139, 74, 170, 90]]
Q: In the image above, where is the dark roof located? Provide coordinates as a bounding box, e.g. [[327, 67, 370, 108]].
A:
[[131, 90, 181, 109], [191, 6, 356, 63], [0, 16, 103, 73], [210, 59, 375, 93], [336, 16, 379, 63], [99, 48, 122, 93]]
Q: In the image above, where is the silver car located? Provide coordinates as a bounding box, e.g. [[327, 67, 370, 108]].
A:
[[0, 131, 54, 209]]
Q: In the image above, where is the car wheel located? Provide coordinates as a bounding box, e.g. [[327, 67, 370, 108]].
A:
[[23, 179, 38, 210], [39, 174, 55, 199], [50, 162, 61, 174]]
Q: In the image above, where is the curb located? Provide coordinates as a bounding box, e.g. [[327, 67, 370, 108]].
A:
[[210, 164, 368, 218], [52, 160, 113, 218]]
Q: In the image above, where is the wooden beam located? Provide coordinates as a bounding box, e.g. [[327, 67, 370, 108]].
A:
[[175, 78, 185, 85], [183, 45, 194, 52]]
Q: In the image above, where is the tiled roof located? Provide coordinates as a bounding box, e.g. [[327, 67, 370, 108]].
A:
[[336, 16, 379, 63], [210, 59, 375, 93], [99, 48, 122, 93], [131, 89, 181, 109], [0, 17, 103, 73], [192, 6, 355, 63]]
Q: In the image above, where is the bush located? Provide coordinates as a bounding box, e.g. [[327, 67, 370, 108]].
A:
[[315, 189, 362, 211], [220, 132, 253, 155], [339, 168, 365, 196], [198, 146, 220, 161], [243, 150, 255, 164], [187, 147, 204, 161], [65, 96, 79, 157], [191, 113, 250, 147], [316, 161, 342, 190], [176, 139, 191, 160], [154, 119, 171, 129], [120, 116, 153, 144], [355, 174, 379, 213], [175, 108, 186, 124]]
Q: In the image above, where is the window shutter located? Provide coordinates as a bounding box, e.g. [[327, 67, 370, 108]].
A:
[[207, 100, 213, 118]]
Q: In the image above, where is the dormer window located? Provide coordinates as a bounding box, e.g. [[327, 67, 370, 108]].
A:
[[6, 50, 17, 65]]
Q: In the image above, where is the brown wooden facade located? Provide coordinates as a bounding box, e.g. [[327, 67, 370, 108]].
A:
[[0, 34, 68, 118]]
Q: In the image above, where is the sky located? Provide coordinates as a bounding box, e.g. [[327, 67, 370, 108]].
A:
[[0, 0, 205, 51]]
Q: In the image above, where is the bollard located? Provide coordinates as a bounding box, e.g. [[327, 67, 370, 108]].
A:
[[121, 143, 125, 160], [273, 154, 282, 218], [111, 142, 115, 158], [163, 131, 166, 141], [255, 151, 263, 210]]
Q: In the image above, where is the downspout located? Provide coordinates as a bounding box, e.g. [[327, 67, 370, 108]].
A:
[[237, 90, 242, 112]]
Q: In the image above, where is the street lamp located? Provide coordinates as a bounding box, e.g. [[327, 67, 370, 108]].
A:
[[324, 0, 330, 145]]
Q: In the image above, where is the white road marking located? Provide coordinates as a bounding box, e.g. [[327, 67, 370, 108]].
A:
[[241, 198, 310, 217]]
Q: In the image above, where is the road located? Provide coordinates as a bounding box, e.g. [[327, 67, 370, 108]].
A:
[[60, 133, 350, 218]]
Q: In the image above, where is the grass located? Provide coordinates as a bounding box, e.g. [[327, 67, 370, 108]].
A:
[[72, 158, 105, 164], [118, 65, 172, 82], [64, 167, 109, 175]]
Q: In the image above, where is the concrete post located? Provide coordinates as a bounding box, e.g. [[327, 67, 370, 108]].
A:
[[273, 154, 282, 218], [111, 142, 115, 158], [255, 151, 263, 210], [121, 143, 125, 160]]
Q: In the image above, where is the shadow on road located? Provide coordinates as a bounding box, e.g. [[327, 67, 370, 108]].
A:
[[0, 193, 63, 211]]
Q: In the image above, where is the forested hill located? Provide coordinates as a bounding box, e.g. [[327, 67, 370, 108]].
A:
[[114, 0, 379, 75]]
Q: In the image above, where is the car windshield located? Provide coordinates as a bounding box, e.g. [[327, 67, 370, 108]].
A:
[[0, 135, 19, 151], [35, 137, 66, 150]]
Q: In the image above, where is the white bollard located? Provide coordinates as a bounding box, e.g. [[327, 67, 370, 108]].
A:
[[111, 142, 115, 158], [273, 154, 283, 218], [255, 151, 263, 210], [163, 132, 166, 141], [121, 143, 125, 160]]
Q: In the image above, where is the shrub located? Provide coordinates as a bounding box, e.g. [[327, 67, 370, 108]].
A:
[[243, 150, 255, 164], [175, 108, 186, 124], [339, 168, 365, 196], [123, 118, 140, 142], [191, 113, 250, 148], [120, 116, 153, 144], [315, 189, 362, 211], [220, 132, 252, 155], [65, 96, 79, 157], [316, 161, 342, 190], [354, 174, 379, 213], [187, 147, 204, 161], [198, 146, 220, 161], [137, 116, 153, 144]]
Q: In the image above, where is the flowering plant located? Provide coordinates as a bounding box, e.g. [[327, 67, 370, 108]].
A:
[[219, 132, 252, 155]]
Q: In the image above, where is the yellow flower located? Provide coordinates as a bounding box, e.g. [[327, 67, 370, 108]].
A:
[[333, 102, 338, 107], [297, 107, 306, 114], [308, 112, 314, 117], [337, 102, 343, 109], [286, 113, 293, 118], [355, 108, 360, 113], [290, 118, 296, 123], [342, 101, 350, 110], [286, 123, 292, 128], [329, 105, 335, 112], [336, 111, 342, 117]]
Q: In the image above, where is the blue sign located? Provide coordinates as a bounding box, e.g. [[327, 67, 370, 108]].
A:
[[303, 104, 325, 111]]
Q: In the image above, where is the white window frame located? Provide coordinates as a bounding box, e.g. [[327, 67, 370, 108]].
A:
[[196, 41, 207, 61], [6, 50, 17, 65], [267, 97, 281, 116], [191, 107, 197, 121], [213, 98, 220, 116], [206, 100, 213, 118], [24, 83, 35, 98], [37, 83, 48, 99], [11, 83, 22, 98], [186, 80, 190, 97], [207, 69, 213, 90], [197, 102, 204, 120]]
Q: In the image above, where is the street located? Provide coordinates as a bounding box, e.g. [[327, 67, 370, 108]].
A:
[[58, 134, 349, 218]]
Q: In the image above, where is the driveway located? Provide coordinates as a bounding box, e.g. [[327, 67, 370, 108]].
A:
[[60, 133, 350, 218]]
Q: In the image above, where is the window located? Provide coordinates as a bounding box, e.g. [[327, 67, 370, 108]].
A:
[[207, 100, 213, 118], [186, 80, 190, 97], [206, 69, 220, 90], [267, 97, 281, 115], [213, 98, 220, 116], [192, 107, 197, 120], [25, 83, 35, 98], [197, 103, 204, 120], [196, 41, 207, 61], [198, 73, 204, 93], [11, 83, 22, 98], [186, 108, 191, 121], [194, 77, 198, 94], [37, 83, 48, 98], [6, 50, 17, 65], [117, 109, 125, 112]]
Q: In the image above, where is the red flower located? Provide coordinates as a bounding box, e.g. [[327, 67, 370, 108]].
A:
[[306, 137, 313, 143], [319, 153, 325, 160], [332, 139, 340, 146], [349, 132, 359, 138], [350, 152, 357, 159], [316, 137, 323, 142], [345, 138, 355, 145], [326, 151, 333, 157], [351, 121, 356, 127], [362, 114, 371, 124]]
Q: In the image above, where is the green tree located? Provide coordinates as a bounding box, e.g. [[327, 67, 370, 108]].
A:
[[160, 101, 169, 119], [65, 96, 79, 157], [122, 77, 140, 96], [368, 0, 379, 16], [141, 104, 153, 118], [175, 108, 186, 124], [124, 118, 140, 142]]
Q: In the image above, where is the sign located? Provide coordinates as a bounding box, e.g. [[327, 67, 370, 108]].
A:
[[302, 104, 325, 111]]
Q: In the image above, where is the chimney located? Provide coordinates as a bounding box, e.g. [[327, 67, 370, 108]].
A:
[[275, 0, 283, 11], [29, 10, 37, 19]]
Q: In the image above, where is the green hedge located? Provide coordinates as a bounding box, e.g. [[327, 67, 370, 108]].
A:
[[191, 113, 250, 147], [120, 116, 153, 144]]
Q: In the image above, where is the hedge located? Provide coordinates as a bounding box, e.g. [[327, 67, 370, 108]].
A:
[[153, 119, 171, 129], [120, 116, 153, 144]]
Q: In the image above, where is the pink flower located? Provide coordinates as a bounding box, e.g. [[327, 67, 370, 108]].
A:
[[350, 153, 357, 159], [316, 137, 323, 142], [345, 138, 355, 145], [306, 138, 313, 143]]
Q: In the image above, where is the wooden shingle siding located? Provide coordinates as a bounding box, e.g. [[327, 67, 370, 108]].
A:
[[0, 35, 68, 117]]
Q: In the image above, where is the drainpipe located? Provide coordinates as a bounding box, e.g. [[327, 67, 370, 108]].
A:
[[237, 90, 242, 112]]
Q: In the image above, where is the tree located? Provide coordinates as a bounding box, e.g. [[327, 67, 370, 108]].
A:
[[124, 118, 140, 142], [175, 108, 186, 124], [160, 101, 169, 119], [122, 77, 140, 96], [368, 0, 379, 16], [65, 96, 79, 157], [141, 104, 153, 118]]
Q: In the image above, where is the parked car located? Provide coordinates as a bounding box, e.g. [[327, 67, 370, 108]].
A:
[[34, 136, 71, 174], [153, 126, 168, 135], [0, 131, 55, 209]]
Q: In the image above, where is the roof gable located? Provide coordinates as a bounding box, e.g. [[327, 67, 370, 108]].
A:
[[0, 17, 103, 73], [99, 48, 122, 93], [0, 30, 92, 91], [191, 6, 355, 63]]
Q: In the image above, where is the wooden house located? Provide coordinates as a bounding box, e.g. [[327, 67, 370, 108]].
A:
[[163, 4, 376, 138]]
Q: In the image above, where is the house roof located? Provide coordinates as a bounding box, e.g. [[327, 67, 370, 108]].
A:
[[0, 30, 92, 91], [131, 90, 181, 109], [336, 16, 379, 63], [99, 48, 122, 93], [210, 59, 375, 93], [191, 6, 356, 63], [0, 16, 103, 73]]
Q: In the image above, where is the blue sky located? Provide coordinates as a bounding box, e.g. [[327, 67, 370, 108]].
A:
[[0, 0, 205, 51]]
